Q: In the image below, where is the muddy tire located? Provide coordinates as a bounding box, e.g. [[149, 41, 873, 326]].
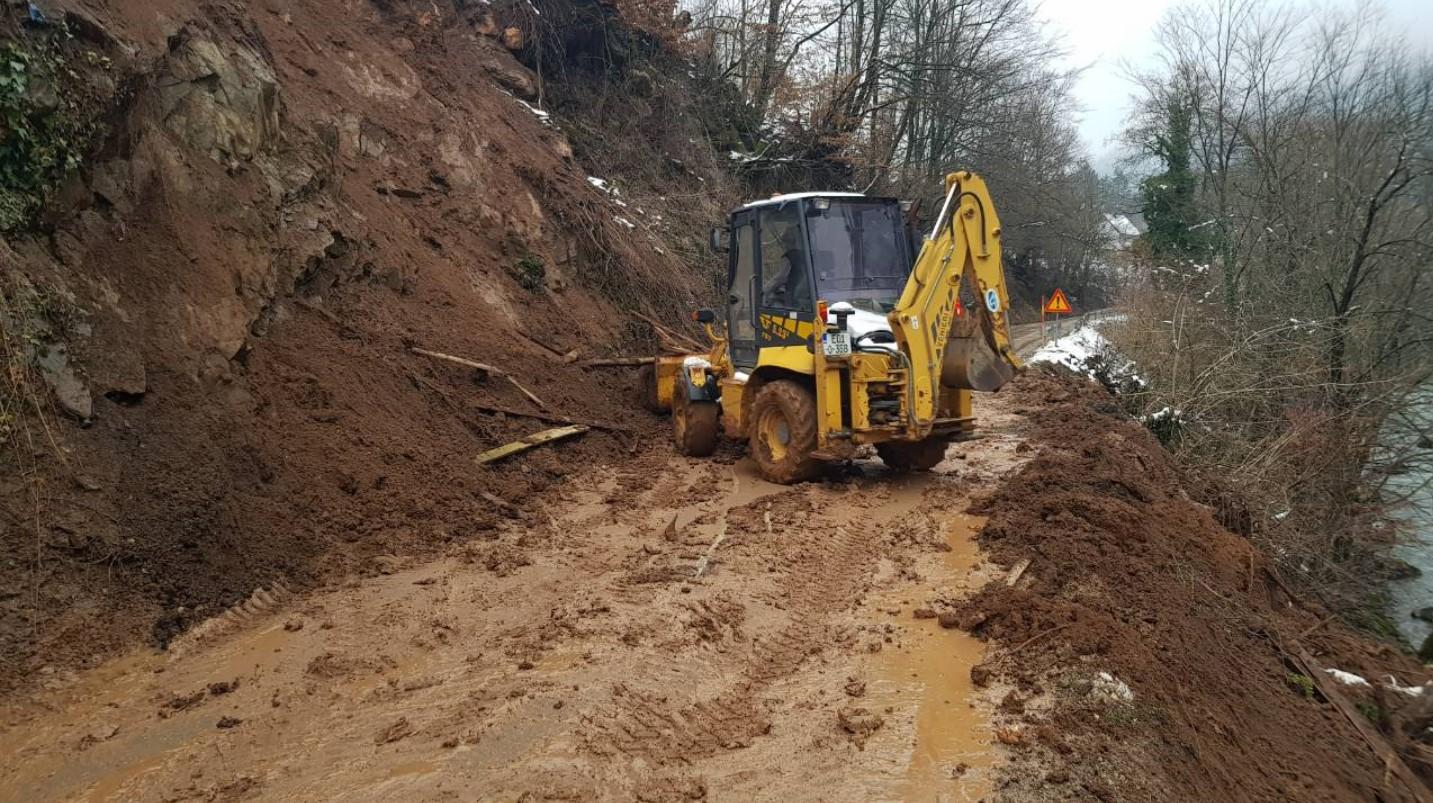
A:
[[635, 363, 661, 412], [673, 390, 719, 456], [876, 438, 948, 472], [749, 380, 821, 484]]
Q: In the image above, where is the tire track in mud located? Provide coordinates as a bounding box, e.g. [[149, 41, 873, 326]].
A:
[[585, 510, 885, 761], [164, 581, 293, 659]]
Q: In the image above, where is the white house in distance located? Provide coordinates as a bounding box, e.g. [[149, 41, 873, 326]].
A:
[[1102, 213, 1144, 251]]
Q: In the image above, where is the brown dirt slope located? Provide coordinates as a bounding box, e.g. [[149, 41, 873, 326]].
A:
[[0, 0, 721, 693], [964, 370, 1432, 802]]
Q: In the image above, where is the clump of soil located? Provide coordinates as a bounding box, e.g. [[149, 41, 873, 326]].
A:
[[965, 369, 1432, 801]]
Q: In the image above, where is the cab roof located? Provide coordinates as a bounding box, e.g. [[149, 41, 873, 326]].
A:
[[740, 191, 867, 210]]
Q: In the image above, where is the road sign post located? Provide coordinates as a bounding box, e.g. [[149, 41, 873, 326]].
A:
[[1043, 288, 1073, 338]]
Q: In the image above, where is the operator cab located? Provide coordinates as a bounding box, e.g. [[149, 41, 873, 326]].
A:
[[713, 192, 916, 369]]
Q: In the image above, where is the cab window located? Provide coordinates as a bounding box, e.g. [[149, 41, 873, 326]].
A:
[[758, 204, 812, 312], [805, 200, 910, 312]]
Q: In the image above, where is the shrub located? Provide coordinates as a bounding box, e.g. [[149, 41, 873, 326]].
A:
[[510, 255, 546, 291], [0, 36, 104, 232]]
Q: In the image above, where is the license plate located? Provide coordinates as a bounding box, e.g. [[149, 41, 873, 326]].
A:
[[823, 331, 851, 357]]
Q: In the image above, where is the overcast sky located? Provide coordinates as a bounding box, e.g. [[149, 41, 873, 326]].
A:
[[1036, 0, 1433, 172]]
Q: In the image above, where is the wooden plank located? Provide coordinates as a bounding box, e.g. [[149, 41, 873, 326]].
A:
[[411, 346, 548, 410], [517, 330, 569, 360], [631, 311, 702, 351], [692, 520, 730, 579], [580, 357, 657, 368], [1005, 558, 1031, 587], [411, 346, 499, 373], [476, 425, 589, 464], [1294, 645, 1433, 803], [469, 402, 635, 432], [501, 375, 548, 410]]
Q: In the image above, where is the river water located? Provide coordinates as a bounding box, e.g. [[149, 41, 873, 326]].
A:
[[1386, 387, 1433, 646]]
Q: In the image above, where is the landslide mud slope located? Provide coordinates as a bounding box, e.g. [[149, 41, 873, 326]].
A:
[[1, 0, 718, 691], [1, 386, 1032, 802]]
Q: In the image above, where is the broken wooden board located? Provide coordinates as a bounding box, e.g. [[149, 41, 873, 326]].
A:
[[1294, 644, 1433, 803], [469, 401, 635, 433], [476, 425, 589, 464], [580, 357, 657, 368], [1005, 558, 1032, 587], [410, 346, 548, 410]]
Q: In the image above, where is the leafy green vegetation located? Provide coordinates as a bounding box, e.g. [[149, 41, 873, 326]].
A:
[[1355, 701, 1387, 726], [0, 37, 103, 233], [510, 254, 546, 291], [1138, 95, 1209, 262], [1286, 672, 1315, 699]]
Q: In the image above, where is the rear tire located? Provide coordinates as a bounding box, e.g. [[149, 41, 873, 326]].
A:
[[749, 380, 821, 484], [877, 438, 948, 472], [673, 390, 719, 456]]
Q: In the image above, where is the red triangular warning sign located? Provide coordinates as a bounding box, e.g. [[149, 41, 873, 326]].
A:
[[1043, 288, 1072, 315]]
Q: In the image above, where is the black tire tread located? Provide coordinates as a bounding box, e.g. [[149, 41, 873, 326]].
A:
[[749, 380, 820, 484], [674, 391, 719, 456]]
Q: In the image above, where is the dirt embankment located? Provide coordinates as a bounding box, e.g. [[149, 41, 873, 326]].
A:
[[962, 370, 1433, 801], [1, 0, 722, 693]]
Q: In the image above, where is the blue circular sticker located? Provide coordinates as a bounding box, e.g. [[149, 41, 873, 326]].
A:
[[985, 289, 1001, 313]]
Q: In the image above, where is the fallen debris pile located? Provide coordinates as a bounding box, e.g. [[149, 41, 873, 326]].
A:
[[963, 369, 1433, 802]]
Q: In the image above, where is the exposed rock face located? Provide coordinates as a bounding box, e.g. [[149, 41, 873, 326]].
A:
[[35, 344, 92, 421], [157, 33, 281, 164]]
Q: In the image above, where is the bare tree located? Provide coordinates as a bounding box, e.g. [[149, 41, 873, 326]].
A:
[[1115, 0, 1433, 608]]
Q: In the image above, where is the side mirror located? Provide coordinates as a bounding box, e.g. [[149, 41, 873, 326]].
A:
[[692, 308, 717, 324], [709, 226, 730, 253]]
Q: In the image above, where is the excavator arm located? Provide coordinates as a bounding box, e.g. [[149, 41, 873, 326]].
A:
[[888, 170, 1022, 428]]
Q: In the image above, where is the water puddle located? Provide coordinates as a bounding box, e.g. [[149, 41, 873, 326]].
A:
[[867, 512, 992, 801]]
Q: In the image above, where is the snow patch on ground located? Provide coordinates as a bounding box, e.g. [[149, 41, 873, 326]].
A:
[[1383, 676, 1429, 697], [1092, 671, 1135, 702], [1140, 406, 1183, 424], [1325, 668, 1372, 688], [506, 94, 555, 128], [1030, 326, 1109, 372], [587, 176, 621, 197], [1324, 667, 1429, 697], [1029, 317, 1147, 397]]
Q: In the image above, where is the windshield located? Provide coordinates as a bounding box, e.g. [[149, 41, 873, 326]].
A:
[[805, 200, 911, 312]]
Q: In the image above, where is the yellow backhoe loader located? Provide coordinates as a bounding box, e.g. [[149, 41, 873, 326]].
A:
[[641, 170, 1022, 483]]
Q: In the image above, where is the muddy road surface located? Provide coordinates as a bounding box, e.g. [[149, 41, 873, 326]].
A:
[[1, 392, 1036, 801]]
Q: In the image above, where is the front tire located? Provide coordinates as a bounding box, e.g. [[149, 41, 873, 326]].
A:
[[673, 391, 719, 456], [749, 380, 820, 484], [877, 438, 948, 472]]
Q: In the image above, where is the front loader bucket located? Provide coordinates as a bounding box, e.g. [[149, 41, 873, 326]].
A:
[[941, 315, 1016, 392]]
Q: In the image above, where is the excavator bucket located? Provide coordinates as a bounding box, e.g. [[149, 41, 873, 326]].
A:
[[891, 170, 1021, 414], [940, 265, 1017, 392], [941, 313, 1017, 391]]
